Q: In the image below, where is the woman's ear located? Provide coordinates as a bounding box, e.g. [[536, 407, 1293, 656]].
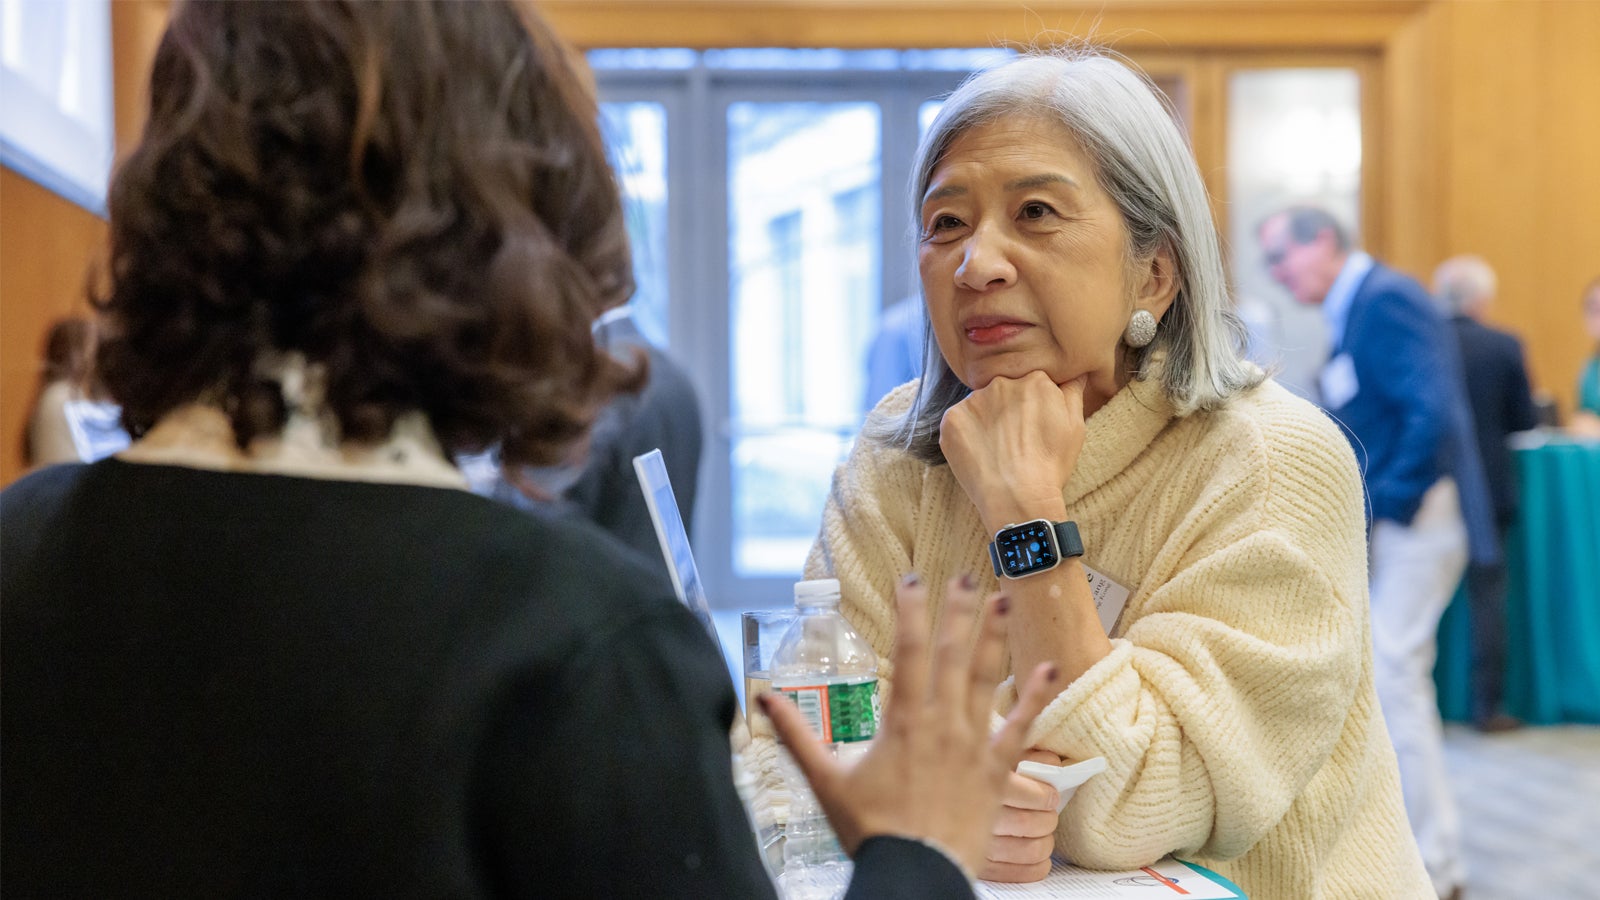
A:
[[1136, 242, 1180, 320]]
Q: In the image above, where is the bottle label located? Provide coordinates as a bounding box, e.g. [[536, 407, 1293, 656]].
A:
[[777, 680, 879, 744]]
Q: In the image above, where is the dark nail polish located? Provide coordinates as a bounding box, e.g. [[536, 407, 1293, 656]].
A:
[[995, 594, 1011, 615], [959, 573, 977, 590], [1046, 664, 1060, 682], [902, 572, 921, 587]]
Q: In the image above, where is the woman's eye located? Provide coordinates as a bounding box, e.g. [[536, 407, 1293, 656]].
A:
[[932, 214, 963, 231], [1021, 202, 1055, 220]]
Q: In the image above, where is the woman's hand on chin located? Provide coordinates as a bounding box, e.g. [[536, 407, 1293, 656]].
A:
[[939, 371, 1087, 530]]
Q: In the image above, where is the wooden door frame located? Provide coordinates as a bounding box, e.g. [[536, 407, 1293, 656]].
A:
[[543, 0, 1441, 268]]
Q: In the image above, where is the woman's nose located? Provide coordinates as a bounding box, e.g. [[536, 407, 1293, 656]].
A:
[[954, 226, 1016, 291]]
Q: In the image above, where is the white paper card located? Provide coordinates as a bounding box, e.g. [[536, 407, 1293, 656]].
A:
[[1083, 564, 1131, 636], [1319, 352, 1360, 409]]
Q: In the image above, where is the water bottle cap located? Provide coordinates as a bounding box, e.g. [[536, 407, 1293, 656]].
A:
[[793, 578, 842, 607]]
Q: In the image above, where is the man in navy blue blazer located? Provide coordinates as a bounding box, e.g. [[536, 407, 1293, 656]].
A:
[[1259, 207, 1467, 900], [1433, 256, 1539, 731]]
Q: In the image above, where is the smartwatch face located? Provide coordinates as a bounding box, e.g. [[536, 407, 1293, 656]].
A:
[[996, 520, 1058, 577]]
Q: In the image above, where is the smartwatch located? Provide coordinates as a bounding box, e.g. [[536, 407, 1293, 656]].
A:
[[988, 519, 1084, 579]]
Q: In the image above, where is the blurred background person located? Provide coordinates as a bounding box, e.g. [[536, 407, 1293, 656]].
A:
[[0, 3, 1051, 897], [1573, 276, 1600, 438], [562, 304, 703, 555], [1432, 254, 1539, 731], [1258, 205, 1466, 900], [464, 301, 704, 572], [861, 294, 925, 417], [21, 316, 96, 467], [20, 315, 130, 469]]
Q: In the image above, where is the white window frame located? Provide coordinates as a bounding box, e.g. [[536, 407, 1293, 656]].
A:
[[595, 58, 969, 609]]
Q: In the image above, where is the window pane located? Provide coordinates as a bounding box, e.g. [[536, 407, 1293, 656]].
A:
[[899, 47, 1015, 71], [727, 101, 881, 576], [706, 48, 899, 70], [587, 48, 697, 70], [1226, 68, 1362, 399], [599, 102, 670, 347], [0, 0, 114, 211]]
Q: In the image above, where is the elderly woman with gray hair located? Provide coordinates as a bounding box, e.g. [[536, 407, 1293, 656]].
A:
[[806, 50, 1435, 899]]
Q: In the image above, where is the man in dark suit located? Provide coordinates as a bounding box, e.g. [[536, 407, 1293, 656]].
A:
[[561, 305, 704, 560], [465, 305, 705, 573], [1433, 256, 1539, 732], [1258, 207, 1466, 900]]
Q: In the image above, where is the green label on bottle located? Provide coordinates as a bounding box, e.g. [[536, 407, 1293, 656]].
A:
[[778, 679, 879, 744]]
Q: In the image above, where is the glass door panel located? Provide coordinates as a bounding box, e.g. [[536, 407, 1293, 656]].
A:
[[1226, 67, 1362, 398], [599, 101, 671, 347], [726, 101, 882, 576]]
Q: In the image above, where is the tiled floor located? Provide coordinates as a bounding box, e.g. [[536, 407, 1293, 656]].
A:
[[1443, 723, 1600, 900]]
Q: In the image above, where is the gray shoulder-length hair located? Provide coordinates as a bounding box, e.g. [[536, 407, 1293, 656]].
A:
[[869, 48, 1262, 464]]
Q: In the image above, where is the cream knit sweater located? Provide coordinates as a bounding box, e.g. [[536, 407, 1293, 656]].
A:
[[806, 376, 1433, 899]]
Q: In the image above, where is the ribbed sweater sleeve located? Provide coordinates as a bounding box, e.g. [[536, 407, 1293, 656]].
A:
[[1035, 439, 1368, 869]]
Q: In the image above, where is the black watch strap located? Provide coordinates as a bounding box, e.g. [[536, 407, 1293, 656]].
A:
[[988, 520, 1084, 578], [1052, 520, 1085, 558]]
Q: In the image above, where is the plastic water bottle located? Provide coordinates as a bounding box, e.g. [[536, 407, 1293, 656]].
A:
[[771, 578, 880, 898]]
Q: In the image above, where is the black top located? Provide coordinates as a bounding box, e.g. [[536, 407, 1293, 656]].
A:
[[1, 460, 969, 899], [565, 314, 705, 560]]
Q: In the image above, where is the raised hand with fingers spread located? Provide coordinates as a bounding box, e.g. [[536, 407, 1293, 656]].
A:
[[762, 573, 1057, 882]]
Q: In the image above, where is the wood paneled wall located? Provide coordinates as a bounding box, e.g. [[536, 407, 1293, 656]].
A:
[[0, 170, 106, 482], [542, 0, 1600, 417], [0, 0, 167, 484], [540, 0, 1426, 50], [2, 0, 1596, 485], [1420, 0, 1600, 417]]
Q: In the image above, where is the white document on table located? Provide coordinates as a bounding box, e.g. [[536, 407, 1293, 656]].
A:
[[975, 857, 1240, 899]]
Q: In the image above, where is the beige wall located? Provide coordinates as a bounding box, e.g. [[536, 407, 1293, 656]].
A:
[[0, 169, 106, 482], [539, 0, 1425, 50], [3, 0, 1596, 485], [1423, 0, 1599, 415]]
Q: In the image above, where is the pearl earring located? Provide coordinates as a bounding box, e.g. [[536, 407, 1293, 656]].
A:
[[1123, 309, 1158, 349]]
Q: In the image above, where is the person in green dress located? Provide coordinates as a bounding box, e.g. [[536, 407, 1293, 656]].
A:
[[1573, 277, 1600, 437]]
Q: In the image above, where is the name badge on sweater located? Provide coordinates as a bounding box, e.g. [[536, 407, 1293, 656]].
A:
[[1083, 564, 1131, 635], [1319, 353, 1360, 409]]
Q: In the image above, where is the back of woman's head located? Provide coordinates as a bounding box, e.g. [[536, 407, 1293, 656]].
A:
[[96, 0, 637, 465]]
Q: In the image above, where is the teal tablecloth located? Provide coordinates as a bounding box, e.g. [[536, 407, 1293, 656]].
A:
[[1435, 439, 1600, 724]]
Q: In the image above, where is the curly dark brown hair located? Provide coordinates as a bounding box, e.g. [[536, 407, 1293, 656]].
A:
[[94, 0, 641, 467]]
